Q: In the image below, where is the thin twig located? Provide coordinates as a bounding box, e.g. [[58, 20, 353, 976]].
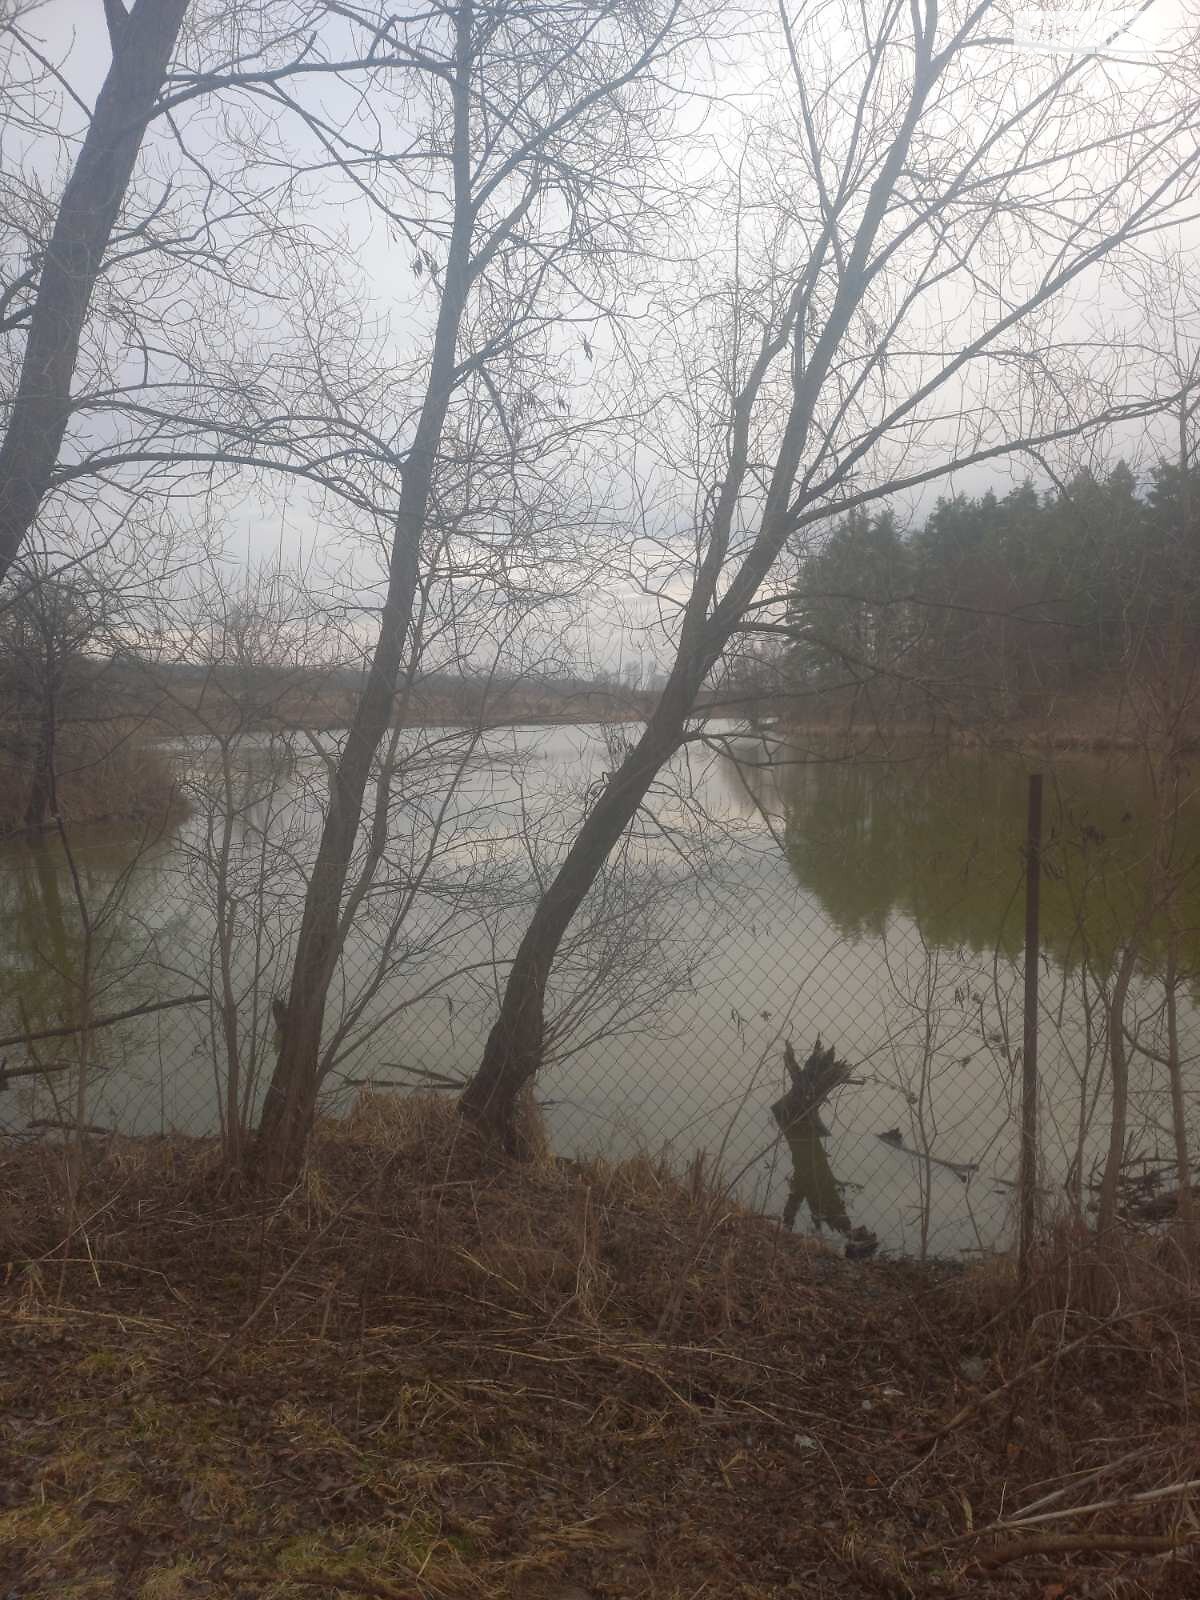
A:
[[996, 1476, 1200, 1531]]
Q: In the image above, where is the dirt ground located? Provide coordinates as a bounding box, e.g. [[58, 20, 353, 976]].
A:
[[1, 1096, 1197, 1600]]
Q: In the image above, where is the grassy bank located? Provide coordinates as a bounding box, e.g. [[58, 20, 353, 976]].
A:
[[2, 1096, 1197, 1599]]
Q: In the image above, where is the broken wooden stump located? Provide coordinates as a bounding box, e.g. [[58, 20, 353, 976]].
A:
[[770, 1037, 854, 1135], [772, 1038, 859, 1239]]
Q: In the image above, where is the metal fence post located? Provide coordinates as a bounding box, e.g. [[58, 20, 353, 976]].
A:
[[1019, 772, 1043, 1290]]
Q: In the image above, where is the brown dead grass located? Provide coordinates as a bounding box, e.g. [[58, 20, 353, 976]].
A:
[[1, 1094, 1198, 1599], [0, 723, 184, 836]]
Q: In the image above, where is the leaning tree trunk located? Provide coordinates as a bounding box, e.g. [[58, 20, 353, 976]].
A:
[[0, 0, 192, 584], [252, 304, 467, 1184], [459, 674, 703, 1149], [459, 486, 807, 1148], [459, 395, 815, 1146], [252, 12, 475, 1185], [457, 77, 909, 1148]]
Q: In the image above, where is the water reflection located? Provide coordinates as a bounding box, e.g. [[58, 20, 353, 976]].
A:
[[778, 1114, 851, 1234], [4, 839, 77, 1034], [0, 822, 189, 1131], [735, 743, 1200, 974], [2, 728, 1193, 1259]]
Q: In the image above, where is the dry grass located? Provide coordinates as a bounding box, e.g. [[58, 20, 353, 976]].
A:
[[0, 724, 184, 836], [1, 1094, 1198, 1599], [774, 678, 1200, 755], [970, 1215, 1199, 1323]]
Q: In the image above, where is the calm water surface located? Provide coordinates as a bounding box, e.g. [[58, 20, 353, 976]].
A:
[[2, 725, 1196, 1257]]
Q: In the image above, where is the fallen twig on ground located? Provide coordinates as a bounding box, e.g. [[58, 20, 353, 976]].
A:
[[970, 1532, 1198, 1571]]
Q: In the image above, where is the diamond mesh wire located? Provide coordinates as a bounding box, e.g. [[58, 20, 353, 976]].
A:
[[1, 727, 1194, 1261]]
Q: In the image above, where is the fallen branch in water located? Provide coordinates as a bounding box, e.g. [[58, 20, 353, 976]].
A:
[[0, 992, 209, 1056], [771, 1037, 856, 1132], [29, 1117, 114, 1137]]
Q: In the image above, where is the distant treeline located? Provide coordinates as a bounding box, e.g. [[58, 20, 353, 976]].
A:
[[747, 461, 1200, 734], [0, 581, 654, 832], [136, 663, 654, 733]]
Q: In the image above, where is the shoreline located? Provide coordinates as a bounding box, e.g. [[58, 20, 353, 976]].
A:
[[764, 718, 1197, 759]]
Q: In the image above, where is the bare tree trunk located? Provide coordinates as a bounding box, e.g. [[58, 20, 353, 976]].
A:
[[23, 686, 57, 829], [457, 0, 1200, 1154], [0, 0, 192, 583], [252, 375, 455, 1185], [252, 5, 476, 1183], [460, 581, 758, 1143], [460, 704, 690, 1147]]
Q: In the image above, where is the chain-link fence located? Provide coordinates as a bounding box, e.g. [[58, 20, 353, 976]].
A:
[[2, 726, 1196, 1260]]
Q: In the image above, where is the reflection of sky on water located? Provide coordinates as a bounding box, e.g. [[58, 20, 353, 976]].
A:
[[1, 725, 1194, 1259]]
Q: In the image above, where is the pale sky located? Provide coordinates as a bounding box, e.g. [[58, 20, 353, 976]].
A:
[[5, 0, 1200, 670]]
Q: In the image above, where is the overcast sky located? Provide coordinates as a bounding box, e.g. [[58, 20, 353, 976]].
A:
[[6, 0, 1200, 671]]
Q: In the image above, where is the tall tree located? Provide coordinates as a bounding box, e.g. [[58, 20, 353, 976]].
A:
[[461, 0, 1200, 1147], [253, 0, 702, 1181], [788, 507, 912, 698], [0, 0, 192, 583]]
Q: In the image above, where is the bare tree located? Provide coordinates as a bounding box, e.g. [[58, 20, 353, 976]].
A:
[[0, 0, 192, 582], [1, 2, 414, 605], [252, 0, 704, 1180], [1091, 262, 1200, 1247], [0, 520, 189, 833], [461, 0, 1200, 1146]]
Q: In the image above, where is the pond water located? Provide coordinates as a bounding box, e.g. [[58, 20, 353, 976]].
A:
[[2, 723, 1196, 1258]]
